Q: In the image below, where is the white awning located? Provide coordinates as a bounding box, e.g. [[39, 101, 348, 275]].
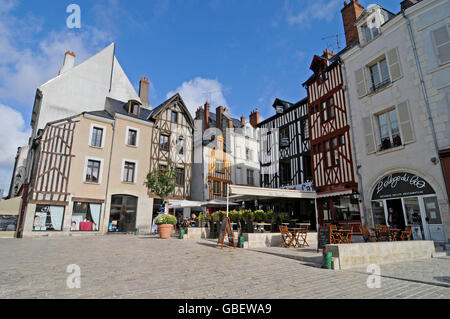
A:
[[201, 200, 240, 207], [168, 200, 203, 209], [316, 190, 353, 199], [229, 185, 317, 201]]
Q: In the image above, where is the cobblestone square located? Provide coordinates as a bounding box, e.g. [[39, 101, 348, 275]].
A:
[[0, 235, 449, 299]]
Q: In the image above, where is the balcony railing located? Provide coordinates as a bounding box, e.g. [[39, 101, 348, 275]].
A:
[[370, 78, 391, 94]]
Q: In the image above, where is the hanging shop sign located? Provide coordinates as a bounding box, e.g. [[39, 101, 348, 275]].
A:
[[372, 172, 435, 200]]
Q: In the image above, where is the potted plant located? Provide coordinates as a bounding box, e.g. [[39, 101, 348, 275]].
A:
[[254, 210, 265, 223], [198, 212, 204, 228], [153, 214, 177, 239], [144, 161, 177, 214]]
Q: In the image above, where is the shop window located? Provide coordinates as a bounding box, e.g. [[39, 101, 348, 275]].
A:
[[371, 201, 386, 226], [71, 202, 101, 231], [333, 196, 360, 221], [423, 196, 442, 224], [33, 205, 65, 231], [322, 200, 332, 221], [0, 215, 18, 231]]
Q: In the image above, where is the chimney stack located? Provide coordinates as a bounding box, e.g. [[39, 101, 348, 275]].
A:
[[139, 77, 151, 108], [216, 106, 224, 132], [322, 48, 335, 59], [341, 0, 365, 47], [249, 109, 260, 128], [241, 116, 245, 125], [204, 102, 210, 129], [59, 51, 76, 75]]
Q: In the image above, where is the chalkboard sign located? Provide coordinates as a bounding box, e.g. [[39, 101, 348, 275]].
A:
[[317, 226, 332, 252], [217, 217, 235, 248]]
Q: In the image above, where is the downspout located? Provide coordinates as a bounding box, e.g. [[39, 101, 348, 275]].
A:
[[402, 10, 449, 204], [102, 116, 116, 234], [341, 61, 369, 226]]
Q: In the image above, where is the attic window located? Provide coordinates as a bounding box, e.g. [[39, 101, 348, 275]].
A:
[[129, 102, 140, 116]]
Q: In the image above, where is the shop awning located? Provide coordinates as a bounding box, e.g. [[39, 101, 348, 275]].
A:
[[201, 200, 240, 207], [316, 190, 354, 199], [168, 200, 203, 209], [228, 185, 317, 201]]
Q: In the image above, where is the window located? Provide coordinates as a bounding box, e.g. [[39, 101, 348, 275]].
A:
[[246, 148, 253, 160], [280, 161, 291, 185], [247, 169, 254, 186], [176, 168, 185, 186], [369, 58, 390, 91], [302, 119, 309, 139], [178, 137, 184, 154], [0, 215, 18, 231], [280, 127, 289, 147], [213, 180, 221, 195], [333, 196, 360, 221], [216, 160, 224, 173], [86, 160, 101, 183], [303, 155, 312, 181], [266, 132, 272, 154], [123, 161, 136, 183], [71, 202, 101, 231], [222, 183, 228, 196], [324, 137, 339, 168], [160, 134, 170, 151], [171, 111, 178, 123], [91, 127, 103, 147], [377, 109, 402, 151], [129, 103, 140, 116], [321, 98, 335, 122], [33, 205, 65, 231], [432, 25, 450, 64], [127, 129, 138, 146], [322, 200, 331, 221], [363, 23, 380, 42], [264, 174, 270, 187]]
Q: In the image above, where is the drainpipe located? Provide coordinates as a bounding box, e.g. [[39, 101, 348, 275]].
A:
[[341, 61, 369, 227], [102, 116, 116, 234], [402, 10, 449, 205]]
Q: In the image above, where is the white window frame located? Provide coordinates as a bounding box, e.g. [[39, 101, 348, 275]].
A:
[[88, 124, 106, 149], [83, 156, 104, 184], [431, 24, 450, 65], [368, 57, 390, 92], [121, 159, 138, 184], [125, 126, 140, 147], [375, 108, 402, 151]]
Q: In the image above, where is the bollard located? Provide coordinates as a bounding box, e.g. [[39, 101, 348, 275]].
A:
[[323, 252, 333, 269], [239, 236, 245, 248], [135, 229, 140, 236], [179, 229, 185, 239]]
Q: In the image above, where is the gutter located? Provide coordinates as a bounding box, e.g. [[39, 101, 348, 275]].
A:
[[102, 117, 116, 233], [341, 61, 369, 226], [402, 9, 450, 204]]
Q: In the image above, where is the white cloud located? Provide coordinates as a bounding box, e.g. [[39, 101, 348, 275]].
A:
[[0, 104, 30, 194], [285, 0, 341, 26], [167, 77, 229, 116]]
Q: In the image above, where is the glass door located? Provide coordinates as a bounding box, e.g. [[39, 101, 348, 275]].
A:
[[403, 197, 424, 240], [422, 196, 445, 242]]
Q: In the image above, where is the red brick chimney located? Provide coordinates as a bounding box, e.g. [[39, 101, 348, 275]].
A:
[[204, 102, 210, 129], [341, 0, 365, 47], [241, 116, 245, 125], [228, 118, 233, 129], [249, 109, 260, 128], [139, 77, 150, 108], [216, 106, 224, 131]]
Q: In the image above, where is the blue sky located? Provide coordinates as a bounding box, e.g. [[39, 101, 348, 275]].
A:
[[0, 0, 401, 193]]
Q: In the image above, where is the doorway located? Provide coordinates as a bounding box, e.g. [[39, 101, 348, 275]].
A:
[[109, 195, 138, 233], [386, 199, 405, 230]]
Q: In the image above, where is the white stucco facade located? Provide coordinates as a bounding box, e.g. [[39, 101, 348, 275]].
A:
[[341, 0, 449, 243]]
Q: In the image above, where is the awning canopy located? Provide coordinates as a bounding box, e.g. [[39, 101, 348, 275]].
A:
[[168, 200, 203, 209], [201, 200, 240, 207], [229, 185, 317, 201], [316, 190, 354, 199]]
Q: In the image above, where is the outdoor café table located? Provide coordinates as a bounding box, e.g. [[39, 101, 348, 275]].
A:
[[390, 229, 401, 241], [333, 229, 352, 244], [288, 228, 302, 248], [256, 223, 271, 232]]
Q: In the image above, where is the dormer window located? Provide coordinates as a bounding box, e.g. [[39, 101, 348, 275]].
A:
[[363, 23, 380, 43], [128, 101, 140, 116]]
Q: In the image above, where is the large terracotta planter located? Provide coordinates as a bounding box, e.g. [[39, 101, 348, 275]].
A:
[[158, 224, 174, 239]]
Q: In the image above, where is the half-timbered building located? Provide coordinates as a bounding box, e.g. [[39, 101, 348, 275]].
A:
[[19, 92, 194, 238], [258, 98, 312, 190], [303, 49, 361, 229]]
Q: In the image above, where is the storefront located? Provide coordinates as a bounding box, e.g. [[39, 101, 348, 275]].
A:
[[371, 172, 446, 242], [316, 190, 362, 230]]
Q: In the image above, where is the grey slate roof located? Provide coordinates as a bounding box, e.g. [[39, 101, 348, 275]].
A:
[[106, 97, 153, 121]]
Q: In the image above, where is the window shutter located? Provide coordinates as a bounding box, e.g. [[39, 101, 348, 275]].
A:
[[397, 101, 415, 144], [355, 68, 367, 97], [362, 116, 376, 154], [432, 26, 450, 64], [387, 48, 402, 81]]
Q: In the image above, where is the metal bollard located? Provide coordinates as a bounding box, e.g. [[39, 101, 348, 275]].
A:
[[179, 229, 185, 239], [323, 252, 333, 269], [239, 236, 245, 248]]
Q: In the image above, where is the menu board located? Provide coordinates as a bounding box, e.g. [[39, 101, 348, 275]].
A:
[[317, 226, 331, 251]]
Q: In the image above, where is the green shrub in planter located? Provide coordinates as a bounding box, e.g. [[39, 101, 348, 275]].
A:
[[154, 214, 177, 225], [254, 210, 265, 223], [229, 210, 240, 222], [242, 209, 254, 222], [217, 211, 226, 220], [264, 210, 275, 223]]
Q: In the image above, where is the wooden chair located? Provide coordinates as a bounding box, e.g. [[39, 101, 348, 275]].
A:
[[360, 226, 377, 242], [375, 225, 391, 241], [296, 225, 309, 248], [400, 226, 413, 241], [330, 228, 344, 244], [279, 225, 294, 248]]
